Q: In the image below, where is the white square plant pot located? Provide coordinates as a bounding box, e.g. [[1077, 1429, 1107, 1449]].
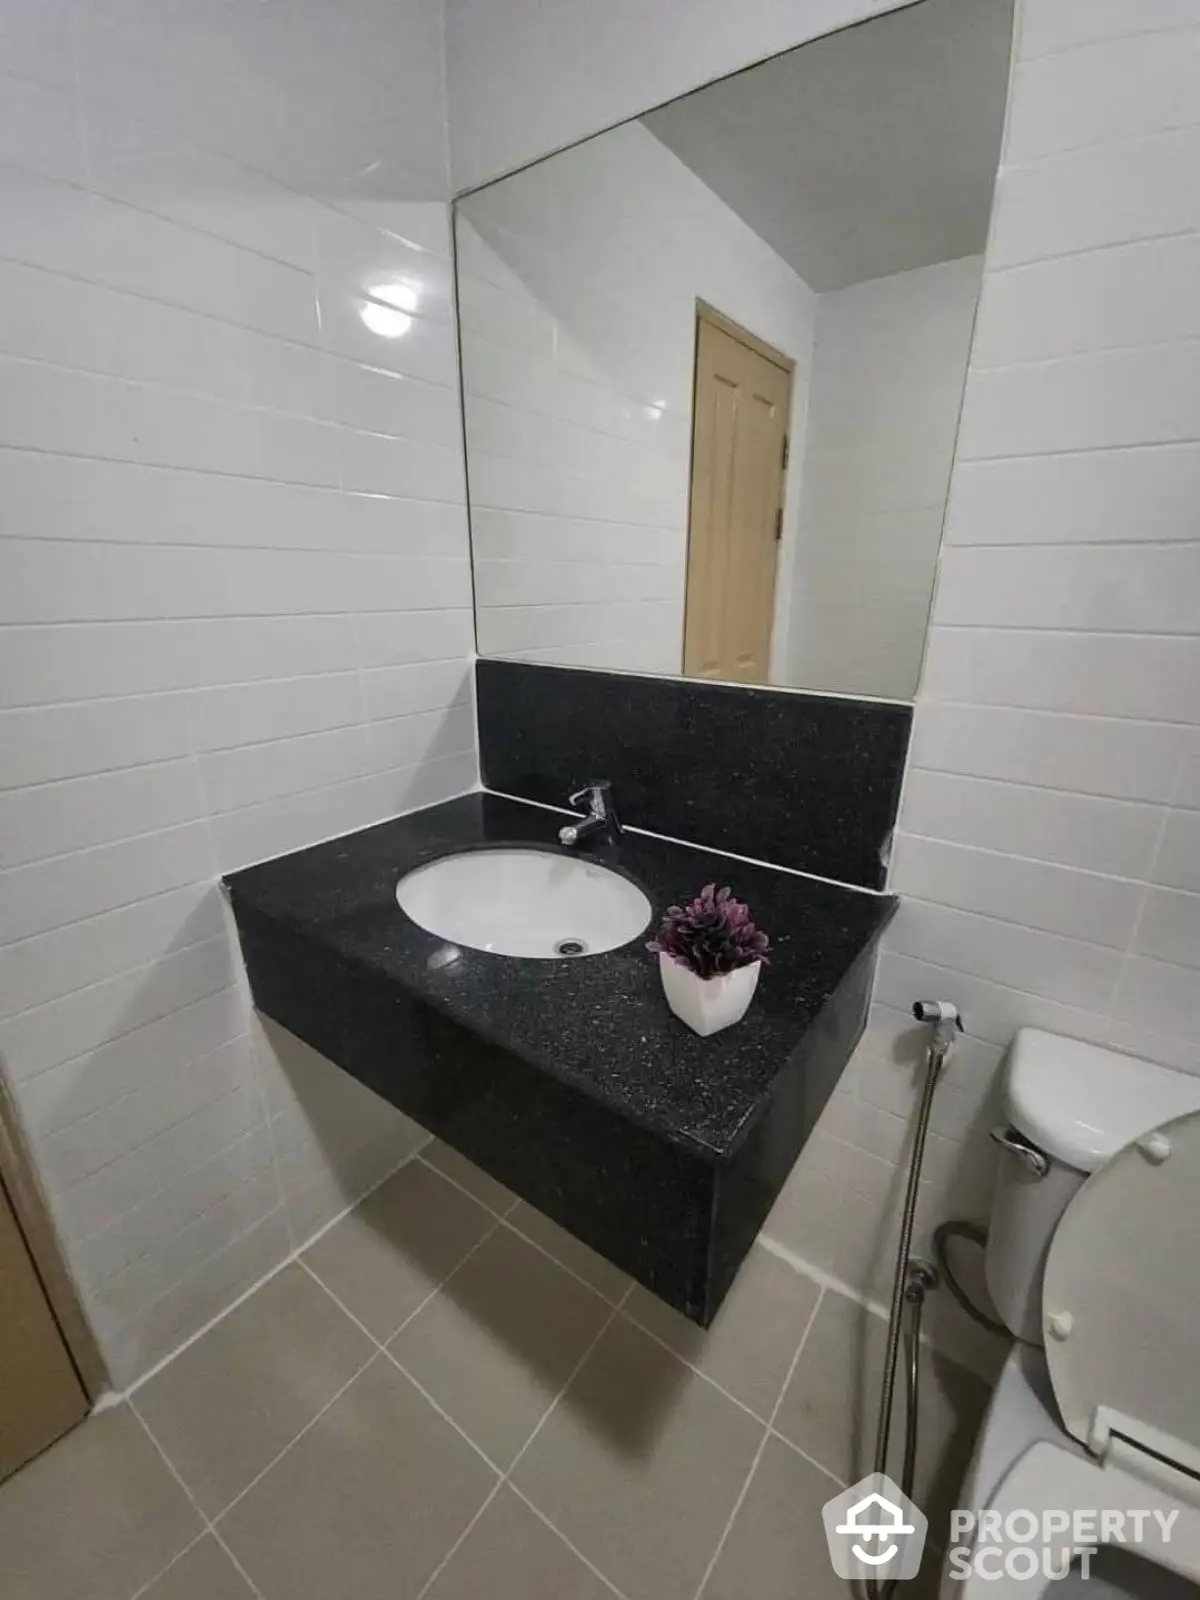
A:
[[658, 952, 762, 1037]]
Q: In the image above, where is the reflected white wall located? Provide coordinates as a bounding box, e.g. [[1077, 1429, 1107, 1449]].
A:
[[788, 256, 983, 699], [460, 122, 816, 677]]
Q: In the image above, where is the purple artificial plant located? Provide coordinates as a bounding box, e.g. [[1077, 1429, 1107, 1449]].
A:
[[647, 884, 772, 980]]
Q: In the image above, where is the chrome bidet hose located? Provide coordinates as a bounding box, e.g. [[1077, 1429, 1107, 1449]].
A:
[[867, 1001, 961, 1600]]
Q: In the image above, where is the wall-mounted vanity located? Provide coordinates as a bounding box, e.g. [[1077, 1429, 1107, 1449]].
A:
[[227, 0, 1013, 1325]]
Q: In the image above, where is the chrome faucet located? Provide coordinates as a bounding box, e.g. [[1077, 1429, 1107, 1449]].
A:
[[558, 781, 620, 847]]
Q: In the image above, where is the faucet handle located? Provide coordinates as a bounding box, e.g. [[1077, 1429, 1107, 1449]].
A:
[[569, 781, 611, 811]]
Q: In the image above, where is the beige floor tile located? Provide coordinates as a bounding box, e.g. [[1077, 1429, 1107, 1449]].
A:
[[425, 1486, 615, 1600], [421, 1143, 517, 1214], [773, 1287, 884, 1483], [773, 1288, 990, 1543], [301, 1159, 495, 1339], [506, 1202, 630, 1301], [701, 1434, 848, 1600], [140, 1535, 256, 1599], [135, 1262, 372, 1517], [390, 1226, 611, 1468], [511, 1317, 763, 1600], [219, 1355, 497, 1600], [625, 1246, 821, 1418], [0, 1404, 201, 1600]]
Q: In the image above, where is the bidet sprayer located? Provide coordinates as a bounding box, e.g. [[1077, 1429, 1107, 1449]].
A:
[[912, 999, 963, 1060]]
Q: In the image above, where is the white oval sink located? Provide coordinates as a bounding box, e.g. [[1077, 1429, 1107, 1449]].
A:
[[396, 848, 651, 959]]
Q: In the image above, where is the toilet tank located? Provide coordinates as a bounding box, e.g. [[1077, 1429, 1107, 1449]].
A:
[[985, 1029, 1200, 1345]]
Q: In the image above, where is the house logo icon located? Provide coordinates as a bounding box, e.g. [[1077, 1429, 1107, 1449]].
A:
[[823, 1473, 928, 1581]]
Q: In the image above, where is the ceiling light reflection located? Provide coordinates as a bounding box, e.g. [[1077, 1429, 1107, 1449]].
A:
[[360, 279, 421, 339]]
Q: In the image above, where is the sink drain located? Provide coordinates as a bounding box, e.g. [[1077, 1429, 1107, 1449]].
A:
[[553, 937, 589, 957]]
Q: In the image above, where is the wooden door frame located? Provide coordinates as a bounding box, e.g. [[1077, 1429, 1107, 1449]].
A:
[[681, 301, 795, 678], [694, 300, 795, 378], [0, 1076, 107, 1400]]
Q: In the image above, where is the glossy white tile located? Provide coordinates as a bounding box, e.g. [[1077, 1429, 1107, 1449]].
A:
[[900, 769, 1166, 879]]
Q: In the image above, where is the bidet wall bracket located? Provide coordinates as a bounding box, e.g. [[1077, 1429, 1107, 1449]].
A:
[[912, 999, 963, 1061]]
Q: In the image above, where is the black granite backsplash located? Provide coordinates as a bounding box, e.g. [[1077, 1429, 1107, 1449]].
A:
[[476, 660, 911, 890]]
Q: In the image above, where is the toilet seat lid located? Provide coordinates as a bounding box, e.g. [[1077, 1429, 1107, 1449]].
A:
[[1043, 1108, 1200, 1475]]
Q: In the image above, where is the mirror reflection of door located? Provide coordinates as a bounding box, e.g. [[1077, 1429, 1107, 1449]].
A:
[[682, 306, 793, 683]]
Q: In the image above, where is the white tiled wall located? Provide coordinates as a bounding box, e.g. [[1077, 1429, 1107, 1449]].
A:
[[0, 0, 474, 1386], [460, 121, 816, 677], [8, 0, 1198, 1389], [764, 0, 1200, 1367], [788, 255, 983, 699]]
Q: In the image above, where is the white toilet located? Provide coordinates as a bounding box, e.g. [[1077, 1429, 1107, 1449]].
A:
[[943, 1028, 1200, 1599]]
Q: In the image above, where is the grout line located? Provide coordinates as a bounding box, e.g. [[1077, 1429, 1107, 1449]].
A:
[[1000, 115, 1200, 176], [4, 931, 231, 1027], [0, 690, 472, 810], [419, 1147, 848, 1425], [299, 1241, 515, 1478], [877, 946, 1123, 1028], [283, 1135, 435, 1260], [126, 1530, 212, 1600], [0, 519, 473, 562], [904, 761, 1174, 808], [615, 1307, 773, 1430], [971, 328, 1200, 377], [1019, 22, 1200, 65], [0, 331, 463, 437], [402, 1276, 636, 1598], [296, 1217, 499, 1359], [473, 592, 685, 614], [417, 1150, 640, 1305], [506, 1484, 633, 1600], [208, 1349, 382, 1527], [86, 1161, 279, 1305], [692, 1284, 827, 1600], [383, 1349, 507, 1477], [766, 1423, 848, 1487], [888, 890, 1148, 959], [911, 695, 1200, 734], [115, 1143, 427, 1404], [932, 620, 1200, 639], [414, 1149, 644, 1313], [498, 1219, 627, 1306], [130, 1403, 269, 1600], [122, 1158, 855, 1600], [415, 1149, 520, 1220], [14, 979, 242, 1087], [113, 1211, 295, 1403], [299, 1192, 626, 1494], [241, 1018, 296, 1261], [895, 828, 1188, 885], [51, 1077, 261, 1228], [413, 1481, 506, 1600], [942, 535, 1200, 553], [0, 431, 467, 506], [509, 1283, 634, 1478]]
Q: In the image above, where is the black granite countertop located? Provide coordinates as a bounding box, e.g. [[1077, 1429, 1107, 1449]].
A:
[[225, 792, 895, 1162]]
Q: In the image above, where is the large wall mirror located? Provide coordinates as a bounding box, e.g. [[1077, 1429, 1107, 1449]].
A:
[[455, 0, 1014, 700]]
